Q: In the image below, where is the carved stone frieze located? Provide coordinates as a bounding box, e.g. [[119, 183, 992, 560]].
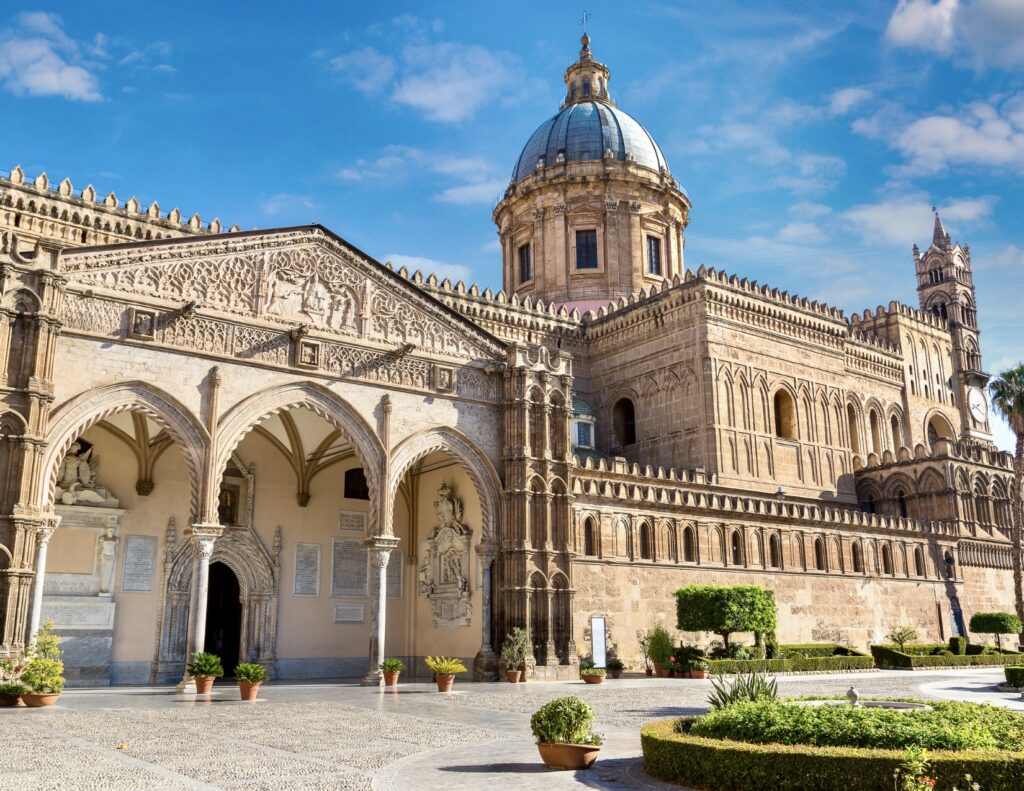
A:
[[419, 483, 472, 629]]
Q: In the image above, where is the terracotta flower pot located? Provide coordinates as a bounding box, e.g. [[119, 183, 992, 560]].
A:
[[238, 681, 261, 701], [654, 662, 667, 678], [537, 742, 601, 770], [435, 674, 455, 692], [581, 674, 604, 685], [689, 670, 709, 679], [506, 669, 522, 683], [383, 670, 400, 687], [0, 694, 23, 707], [22, 692, 59, 707], [645, 666, 653, 677], [609, 670, 621, 679], [194, 676, 215, 694]]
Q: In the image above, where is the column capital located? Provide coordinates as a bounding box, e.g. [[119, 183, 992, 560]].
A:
[[365, 535, 400, 567], [475, 542, 498, 564], [186, 523, 224, 559]]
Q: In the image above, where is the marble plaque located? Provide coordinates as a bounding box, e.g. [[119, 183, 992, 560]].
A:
[[294, 543, 321, 596], [338, 511, 366, 533], [44, 574, 97, 596], [41, 596, 116, 630], [331, 537, 368, 597], [386, 549, 403, 598], [120, 535, 157, 593], [333, 604, 364, 624]]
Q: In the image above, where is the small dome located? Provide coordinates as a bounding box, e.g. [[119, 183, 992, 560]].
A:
[[512, 101, 669, 183]]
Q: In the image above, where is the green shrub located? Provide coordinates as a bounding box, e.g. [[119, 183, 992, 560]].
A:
[[606, 657, 624, 671], [22, 620, 64, 693], [647, 625, 674, 664], [530, 696, 601, 745], [234, 663, 268, 683], [0, 682, 29, 697], [424, 656, 466, 675], [579, 662, 606, 677], [970, 612, 1023, 652], [187, 652, 224, 678], [706, 655, 873, 674], [872, 644, 1021, 669], [641, 718, 1024, 791], [708, 672, 778, 710], [1005, 666, 1024, 688], [886, 626, 919, 653], [675, 585, 777, 648], [688, 700, 1024, 751], [500, 627, 531, 668], [949, 636, 967, 655], [378, 658, 406, 673]]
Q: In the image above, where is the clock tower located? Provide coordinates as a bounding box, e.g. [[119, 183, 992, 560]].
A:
[[914, 213, 993, 445]]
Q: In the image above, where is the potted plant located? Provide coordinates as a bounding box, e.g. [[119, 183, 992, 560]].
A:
[[686, 658, 710, 679], [530, 695, 603, 770], [425, 656, 466, 692], [21, 620, 64, 707], [500, 627, 530, 682], [0, 682, 28, 707], [606, 657, 624, 679], [234, 662, 267, 701], [379, 658, 406, 687], [187, 652, 224, 694], [579, 662, 606, 684], [648, 625, 673, 678], [665, 657, 684, 678], [638, 633, 653, 676]]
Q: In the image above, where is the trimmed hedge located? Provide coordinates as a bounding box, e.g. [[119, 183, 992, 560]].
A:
[[641, 717, 1024, 791], [871, 644, 1021, 669], [949, 636, 966, 655], [1006, 666, 1024, 687], [708, 654, 874, 675]]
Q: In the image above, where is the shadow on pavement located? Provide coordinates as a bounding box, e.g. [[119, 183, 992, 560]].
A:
[[439, 763, 552, 774]]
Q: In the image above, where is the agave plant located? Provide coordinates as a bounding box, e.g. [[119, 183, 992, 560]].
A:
[[707, 670, 778, 710]]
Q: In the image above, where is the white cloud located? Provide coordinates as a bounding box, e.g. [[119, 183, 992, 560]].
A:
[[981, 243, 1024, 271], [828, 87, 872, 116], [435, 180, 505, 205], [0, 12, 102, 101], [330, 47, 395, 94], [885, 0, 958, 54], [840, 194, 994, 246], [959, 0, 1024, 68], [777, 221, 829, 245], [260, 193, 317, 217], [153, 63, 175, 74], [790, 202, 833, 219], [385, 254, 471, 283]]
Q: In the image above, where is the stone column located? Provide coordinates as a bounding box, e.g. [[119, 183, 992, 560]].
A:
[[472, 544, 498, 680], [362, 537, 399, 686], [27, 517, 59, 641], [176, 523, 223, 693]]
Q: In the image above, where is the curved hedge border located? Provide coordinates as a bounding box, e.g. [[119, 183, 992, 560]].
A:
[[641, 718, 1024, 791], [871, 645, 1021, 669]]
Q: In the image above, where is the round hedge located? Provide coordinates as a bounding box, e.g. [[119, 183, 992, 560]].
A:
[[641, 718, 1024, 791]]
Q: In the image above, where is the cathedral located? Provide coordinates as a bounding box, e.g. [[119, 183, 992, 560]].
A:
[[0, 36, 1015, 685]]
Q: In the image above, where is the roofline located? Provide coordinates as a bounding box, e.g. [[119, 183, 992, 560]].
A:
[[62, 223, 508, 354]]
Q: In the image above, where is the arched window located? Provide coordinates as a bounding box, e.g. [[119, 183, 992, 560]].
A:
[[625, 525, 634, 560], [927, 414, 954, 448], [944, 550, 955, 579], [914, 546, 925, 577], [683, 526, 696, 562], [612, 398, 636, 446], [847, 404, 860, 454], [583, 518, 596, 557], [773, 390, 796, 439], [730, 531, 742, 565], [852, 542, 863, 573], [869, 410, 881, 454], [639, 523, 652, 560], [881, 544, 893, 575], [896, 489, 909, 519], [814, 538, 826, 571], [768, 534, 782, 568], [864, 495, 875, 514], [890, 415, 901, 450]]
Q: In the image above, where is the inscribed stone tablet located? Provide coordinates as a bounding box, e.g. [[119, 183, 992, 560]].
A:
[[121, 535, 157, 593], [338, 511, 366, 533], [333, 604, 364, 623], [293, 543, 320, 596], [386, 549, 403, 598], [331, 537, 368, 597]]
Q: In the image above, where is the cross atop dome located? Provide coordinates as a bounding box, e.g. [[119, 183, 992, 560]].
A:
[[562, 33, 614, 108]]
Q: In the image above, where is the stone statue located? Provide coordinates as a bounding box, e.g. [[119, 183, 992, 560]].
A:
[[55, 442, 118, 507], [846, 686, 860, 707], [97, 527, 119, 595], [419, 482, 473, 629]]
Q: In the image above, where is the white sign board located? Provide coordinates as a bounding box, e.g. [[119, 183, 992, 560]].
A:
[[591, 615, 607, 668]]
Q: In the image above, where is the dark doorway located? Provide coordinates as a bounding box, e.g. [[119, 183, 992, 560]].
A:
[[204, 562, 242, 677]]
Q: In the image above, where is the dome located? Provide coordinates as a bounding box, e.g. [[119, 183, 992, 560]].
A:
[[512, 101, 669, 184]]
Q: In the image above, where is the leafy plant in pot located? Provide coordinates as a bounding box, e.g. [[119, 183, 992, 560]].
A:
[[0, 650, 29, 706], [647, 625, 674, 677], [0, 682, 29, 707], [500, 627, 530, 682], [187, 652, 224, 694], [686, 658, 710, 679], [579, 661, 606, 685], [379, 658, 406, 687], [606, 657, 624, 679], [234, 663, 267, 701], [21, 620, 64, 707], [530, 695, 603, 770], [425, 656, 466, 692]]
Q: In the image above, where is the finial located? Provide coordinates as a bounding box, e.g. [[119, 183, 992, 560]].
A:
[[578, 11, 592, 56]]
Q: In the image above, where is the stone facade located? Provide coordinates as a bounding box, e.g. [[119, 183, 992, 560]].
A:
[[0, 37, 1017, 683]]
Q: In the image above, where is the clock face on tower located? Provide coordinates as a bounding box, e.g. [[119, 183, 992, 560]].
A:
[[968, 387, 988, 423]]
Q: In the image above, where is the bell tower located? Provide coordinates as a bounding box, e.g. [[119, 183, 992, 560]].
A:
[[914, 213, 992, 445]]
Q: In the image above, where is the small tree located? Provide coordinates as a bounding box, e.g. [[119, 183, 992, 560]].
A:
[[969, 612, 1023, 651], [886, 625, 919, 653], [675, 585, 777, 648], [646, 624, 674, 664]]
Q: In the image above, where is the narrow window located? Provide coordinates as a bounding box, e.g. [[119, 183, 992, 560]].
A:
[[882, 544, 893, 575], [684, 526, 696, 562], [582, 77, 591, 96], [852, 542, 863, 573], [773, 390, 796, 439], [869, 410, 881, 454], [612, 398, 636, 446], [646, 235, 662, 275], [583, 519, 596, 557], [344, 468, 370, 500], [640, 524, 652, 560], [575, 422, 593, 448], [914, 547, 925, 577], [769, 534, 781, 568], [897, 491, 908, 519], [730, 532, 742, 566], [814, 538, 826, 571], [518, 243, 532, 283], [575, 229, 598, 269]]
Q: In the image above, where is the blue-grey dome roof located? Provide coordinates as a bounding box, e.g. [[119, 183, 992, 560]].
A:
[[512, 101, 669, 183]]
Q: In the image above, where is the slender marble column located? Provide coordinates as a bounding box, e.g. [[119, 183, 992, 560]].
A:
[[362, 538, 398, 686], [472, 545, 498, 680], [27, 518, 59, 641], [176, 523, 223, 693]]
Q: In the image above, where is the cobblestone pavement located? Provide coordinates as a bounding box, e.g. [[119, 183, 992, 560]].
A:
[[1, 669, 1015, 791]]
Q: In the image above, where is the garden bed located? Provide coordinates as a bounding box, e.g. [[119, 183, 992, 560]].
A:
[[641, 700, 1024, 791], [871, 645, 1021, 669], [706, 645, 874, 675]]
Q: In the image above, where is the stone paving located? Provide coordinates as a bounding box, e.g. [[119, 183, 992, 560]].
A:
[[2, 669, 1020, 791]]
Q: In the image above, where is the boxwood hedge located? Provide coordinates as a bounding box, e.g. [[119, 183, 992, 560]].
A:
[[1006, 666, 1024, 687], [871, 645, 1021, 669], [641, 718, 1024, 791], [708, 647, 874, 675]]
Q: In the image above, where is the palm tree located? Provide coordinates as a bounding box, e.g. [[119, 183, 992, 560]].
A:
[[990, 364, 1024, 642]]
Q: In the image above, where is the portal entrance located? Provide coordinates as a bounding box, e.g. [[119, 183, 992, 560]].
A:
[[204, 562, 242, 676]]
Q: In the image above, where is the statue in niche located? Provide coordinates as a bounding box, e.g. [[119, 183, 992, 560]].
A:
[[55, 442, 119, 507], [418, 483, 473, 629], [97, 527, 119, 595]]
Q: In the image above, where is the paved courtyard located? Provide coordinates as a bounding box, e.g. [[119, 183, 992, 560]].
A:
[[2, 669, 1021, 791]]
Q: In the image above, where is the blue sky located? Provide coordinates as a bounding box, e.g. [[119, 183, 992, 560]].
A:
[[0, 1, 1021, 448]]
